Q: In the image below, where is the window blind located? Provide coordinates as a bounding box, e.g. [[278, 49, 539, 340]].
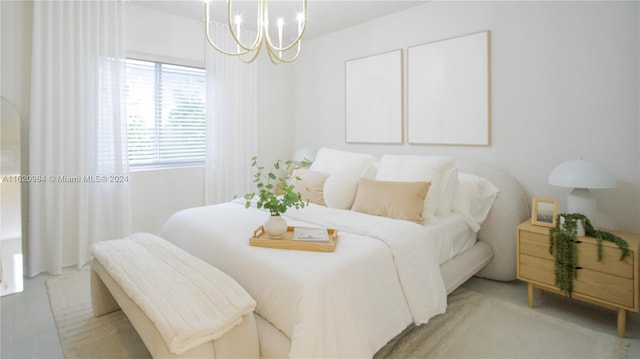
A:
[[126, 59, 206, 167]]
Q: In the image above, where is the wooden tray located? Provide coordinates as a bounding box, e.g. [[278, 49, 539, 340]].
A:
[[249, 226, 338, 252]]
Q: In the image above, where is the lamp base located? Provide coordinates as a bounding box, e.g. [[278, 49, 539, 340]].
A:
[[567, 188, 597, 224]]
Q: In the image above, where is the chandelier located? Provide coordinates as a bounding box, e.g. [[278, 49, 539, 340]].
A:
[[204, 0, 307, 64]]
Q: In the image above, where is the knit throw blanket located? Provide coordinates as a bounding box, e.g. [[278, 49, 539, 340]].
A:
[[91, 233, 256, 355]]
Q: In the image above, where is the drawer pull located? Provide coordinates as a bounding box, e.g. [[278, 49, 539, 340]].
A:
[[557, 262, 582, 269]]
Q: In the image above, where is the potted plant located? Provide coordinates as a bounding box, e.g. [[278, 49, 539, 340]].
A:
[[549, 213, 630, 297], [243, 156, 308, 238]]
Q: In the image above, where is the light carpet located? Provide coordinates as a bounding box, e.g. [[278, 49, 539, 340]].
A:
[[47, 270, 629, 359], [46, 270, 151, 359]]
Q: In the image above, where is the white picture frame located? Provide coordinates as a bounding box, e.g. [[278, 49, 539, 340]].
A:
[[345, 49, 403, 144], [408, 31, 490, 145]]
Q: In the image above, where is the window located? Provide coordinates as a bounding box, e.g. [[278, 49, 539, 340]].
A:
[[125, 59, 206, 167]]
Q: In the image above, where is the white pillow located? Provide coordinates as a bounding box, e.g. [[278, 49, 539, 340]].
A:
[[310, 147, 377, 178], [453, 172, 500, 232], [375, 154, 456, 222], [289, 168, 330, 206], [436, 167, 459, 216], [362, 160, 379, 179], [323, 174, 359, 209]]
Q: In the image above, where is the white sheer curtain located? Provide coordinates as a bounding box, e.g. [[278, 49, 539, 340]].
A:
[[205, 23, 258, 204], [28, 0, 131, 276]]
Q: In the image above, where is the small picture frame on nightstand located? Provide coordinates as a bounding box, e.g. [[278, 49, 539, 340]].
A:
[[531, 197, 558, 227]]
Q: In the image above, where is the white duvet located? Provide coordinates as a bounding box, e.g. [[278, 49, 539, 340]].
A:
[[159, 201, 447, 358]]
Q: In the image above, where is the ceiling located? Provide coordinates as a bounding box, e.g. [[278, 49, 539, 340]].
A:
[[130, 0, 428, 39]]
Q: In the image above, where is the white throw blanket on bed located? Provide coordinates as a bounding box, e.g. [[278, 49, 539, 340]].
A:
[[285, 203, 448, 324], [90, 233, 256, 355]]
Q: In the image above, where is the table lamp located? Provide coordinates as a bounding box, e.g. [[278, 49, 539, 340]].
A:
[[548, 157, 616, 223]]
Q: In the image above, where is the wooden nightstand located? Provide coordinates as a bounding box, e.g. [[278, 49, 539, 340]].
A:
[[516, 220, 640, 337]]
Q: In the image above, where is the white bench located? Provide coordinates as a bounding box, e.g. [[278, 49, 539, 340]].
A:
[[90, 233, 259, 358]]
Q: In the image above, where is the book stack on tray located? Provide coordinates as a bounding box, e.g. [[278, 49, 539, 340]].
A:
[[292, 227, 331, 243]]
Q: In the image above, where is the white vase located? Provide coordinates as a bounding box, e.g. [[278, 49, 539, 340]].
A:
[[264, 215, 287, 238], [576, 220, 586, 237], [560, 216, 586, 237]]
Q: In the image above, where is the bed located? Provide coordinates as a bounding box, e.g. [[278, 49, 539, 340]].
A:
[[158, 149, 530, 358]]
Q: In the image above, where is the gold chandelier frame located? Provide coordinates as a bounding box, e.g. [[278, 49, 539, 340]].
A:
[[204, 0, 307, 64]]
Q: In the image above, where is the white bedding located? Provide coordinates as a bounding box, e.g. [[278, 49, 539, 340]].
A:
[[159, 200, 468, 358], [288, 206, 477, 265], [428, 213, 478, 264]]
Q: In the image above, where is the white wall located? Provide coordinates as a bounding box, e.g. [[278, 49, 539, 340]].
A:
[[126, 4, 205, 68], [293, 1, 640, 233], [257, 54, 296, 167], [129, 166, 205, 233]]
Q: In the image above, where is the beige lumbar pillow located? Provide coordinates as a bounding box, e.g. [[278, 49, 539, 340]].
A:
[[351, 178, 431, 223], [289, 168, 330, 206]]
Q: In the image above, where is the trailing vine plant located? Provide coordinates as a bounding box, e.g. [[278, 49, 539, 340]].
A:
[[549, 213, 630, 297]]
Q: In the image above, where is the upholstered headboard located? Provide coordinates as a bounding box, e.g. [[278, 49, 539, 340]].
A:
[[457, 161, 530, 281]]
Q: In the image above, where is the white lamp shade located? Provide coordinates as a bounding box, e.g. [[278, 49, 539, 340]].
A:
[[548, 159, 616, 189], [293, 147, 316, 163]]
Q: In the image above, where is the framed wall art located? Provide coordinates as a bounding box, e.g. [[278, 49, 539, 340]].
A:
[[408, 31, 490, 145], [531, 197, 559, 227], [345, 49, 403, 144]]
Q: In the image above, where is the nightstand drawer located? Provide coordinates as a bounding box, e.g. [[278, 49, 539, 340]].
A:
[[576, 241, 634, 279], [519, 254, 555, 286], [519, 231, 553, 260], [519, 254, 634, 308], [519, 231, 634, 279], [574, 268, 634, 308]]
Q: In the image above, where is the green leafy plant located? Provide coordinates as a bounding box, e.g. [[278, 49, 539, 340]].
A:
[[243, 157, 308, 216], [549, 213, 630, 297]]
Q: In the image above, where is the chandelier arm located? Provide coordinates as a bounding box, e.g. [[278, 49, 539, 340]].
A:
[[280, 42, 303, 63], [225, 0, 263, 52], [204, 1, 253, 56], [264, 25, 305, 53], [239, 41, 264, 64], [266, 40, 302, 64], [265, 45, 280, 64], [263, 0, 307, 52], [264, 23, 305, 52]]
